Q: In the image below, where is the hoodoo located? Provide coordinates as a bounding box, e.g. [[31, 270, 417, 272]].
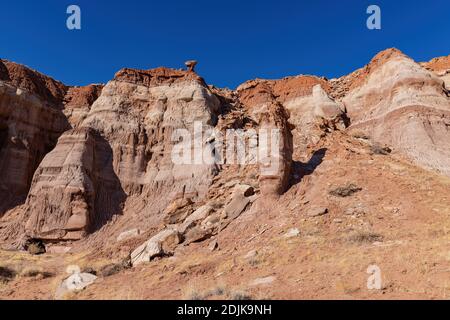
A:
[[0, 49, 450, 300]]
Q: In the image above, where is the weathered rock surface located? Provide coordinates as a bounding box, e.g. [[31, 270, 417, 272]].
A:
[[250, 276, 276, 286], [0, 61, 70, 215], [117, 228, 141, 242], [422, 54, 450, 89], [1, 49, 450, 300], [24, 127, 126, 241], [0, 59, 67, 106], [55, 266, 97, 299], [343, 49, 450, 176], [178, 204, 214, 234], [237, 76, 346, 156], [307, 207, 328, 217], [0, 49, 449, 254], [256, 102, 293, 197], [5, 66, 221, 243], [131, 228, 180, 266], [220, 184, 254, 227], [283, 228, 300, 238], [63, 84, 103, 128]]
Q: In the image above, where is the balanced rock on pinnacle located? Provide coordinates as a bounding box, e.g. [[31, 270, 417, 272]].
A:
[[185, 60, 197, 72]]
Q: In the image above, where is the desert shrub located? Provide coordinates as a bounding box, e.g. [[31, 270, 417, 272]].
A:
[[0, 266, 16, 283], [370, 144, 392, 155], [228, 291, 252, 300], [329, 184, 362, 197], [99, 263, 124, 277], [184, 288, 204, 300], [347, 231, 383, 244], [19, 265, 53, 278], [352, 131, 370, 140]]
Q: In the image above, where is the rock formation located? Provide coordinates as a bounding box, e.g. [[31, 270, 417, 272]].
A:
[[0, 49, 449, 252], [237, 76, 346, 159], [0, 60, 70, 215], [185, 60, 198, 72], [63, 84, 104, 128], [422, 54, 450, 89], [24, 127, 126, 241], [256, 102, 293, 197], [342, 49, 450, 176], [9, 66, 222, 243]]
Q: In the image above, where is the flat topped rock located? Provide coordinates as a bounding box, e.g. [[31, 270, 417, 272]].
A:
[[250, 276, 276, 286], [307, 207, 328, 217], [55, 267, 97, 299], [185, 60, 198, 72]]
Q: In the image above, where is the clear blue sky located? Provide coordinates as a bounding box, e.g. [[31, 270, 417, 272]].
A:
[[1, 0, 449, 88]]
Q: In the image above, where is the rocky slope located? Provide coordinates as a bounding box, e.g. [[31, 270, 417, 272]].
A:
[[0, 49, 450, 299]]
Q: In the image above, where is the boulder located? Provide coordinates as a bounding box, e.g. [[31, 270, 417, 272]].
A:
[[163, 198, 194, 224], [233, 184, 255, 197], [178, 205, 213, 234], [55, 265, 97, 299], [283, 228, 300, 238], [244, 249, 258, 260], [164, 198, 193, 216], [183, 225, 213, 244], [185, 60, 198, 72], [307, 207, 328, 217], [46, 246, 72, 254], [117, 228, 141, 242], [208, 239, 218, 251], [219, 184, 255, 230], [131, 228, 180, 266], [55, 272, 97, 299], [250, 276, 276, 286]]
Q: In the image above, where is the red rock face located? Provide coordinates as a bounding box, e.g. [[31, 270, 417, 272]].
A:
[[63, 84, 104, 127], [12, 65, 221, 243], [0, 60, 67, 108], [237, 76, 345, 158], [423, 55, 450, 73], [0, 62, 70, 215], [114, 67, 207, 88], [342, 48, 450, 176], [0, 49, 449, 247]]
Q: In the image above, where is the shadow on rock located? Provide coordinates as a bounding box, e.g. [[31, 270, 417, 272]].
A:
[[290, 148, 327, 187]]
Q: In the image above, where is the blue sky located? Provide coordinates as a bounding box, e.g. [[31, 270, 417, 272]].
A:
[[1, 0, 449, 88]]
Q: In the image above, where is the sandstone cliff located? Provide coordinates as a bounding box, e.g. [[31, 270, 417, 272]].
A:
[[21, 67, 222, 243], [342, 49, 450, 176], [0, 48, 449, 252], [0, 60, 70, 216]]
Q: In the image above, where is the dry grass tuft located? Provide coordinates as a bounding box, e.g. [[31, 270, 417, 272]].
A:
[[19, 266, 54, 279], [183, 284, 252, 300], [0, 265, 16, 283], [347, 231, 383, 244]]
